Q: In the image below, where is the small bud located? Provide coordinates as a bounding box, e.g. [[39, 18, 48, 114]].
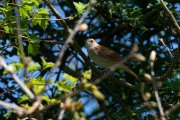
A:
[[132, 44, 139, 52], [150, 101, 157, 108], [61, 98, 83, 112], [144, 92, 151, 101], [91, 88, 105, 100], [8, 65, 14, 73], [69, 39, 74, 45], [79, 117, 86, 120], [131, 53, 146, 61], [24, 57, 32, 66], [159, 38, 164, 44], [144, 73, 152, 82], [156, 81, 163, 89], [68, 28, 73, 34], [149, 50, 156, 61], [90, 0, 97, 4], [79, 23, 88, 31]]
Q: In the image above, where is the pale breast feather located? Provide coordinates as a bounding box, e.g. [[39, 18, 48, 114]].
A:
[[94, 45, 122, 62]]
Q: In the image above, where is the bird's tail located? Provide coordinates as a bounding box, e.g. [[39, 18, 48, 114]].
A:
[[120, 64, 140, 81]]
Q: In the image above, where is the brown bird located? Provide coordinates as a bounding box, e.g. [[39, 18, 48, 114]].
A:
[[85, 38, 139, 80]]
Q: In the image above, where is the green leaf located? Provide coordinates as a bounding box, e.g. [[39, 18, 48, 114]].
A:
[[41, 57, 47, 66], [29, 34, 41, 43], [33, 0, 42, 6], [22, 0, 42, 7], [83, 70, 92, 80], [41, 57, 55, 69], [30, 77, 45, 94], [55, 81, 72, 92], [18, 95, 30, 103], [44, 62, 55, 69], [28, 42, 40, 56], [63, 73, 77, 83], [42, 95, 50, 102], [0, 7, 7, 12], [27, 62, 41, 72], [19, 7, 30, 19], [50, 98, 61, 104], [4, 26, 10, 33], [32, 8, 49, 29], [73, 2, 88, 14], [91, 88, 105, 100], [55, 74, 77, 93], [42, 96, 60, 104], [3, 112, 12, 119], [140, 26, 148, 31]]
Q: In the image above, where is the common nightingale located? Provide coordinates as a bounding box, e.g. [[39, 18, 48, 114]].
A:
[[85, 38, 139, 80]]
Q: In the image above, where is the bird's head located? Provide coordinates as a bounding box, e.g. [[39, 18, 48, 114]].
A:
[[85, 38, 98, 49]]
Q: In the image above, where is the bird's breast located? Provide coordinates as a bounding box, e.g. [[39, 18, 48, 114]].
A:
[[88, 49, 117, 68]]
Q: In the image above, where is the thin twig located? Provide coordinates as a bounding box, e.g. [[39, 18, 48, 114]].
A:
[[156, 51, 180, 81], [0, 96, 42, 118], [150, 51, 166, 120], [159, 38, 173, 58], [43, 0, 69, 30], [58, 109, 65, 120], [3, 17, 72, 26], [25, 96, 42, 115], [0, 87, 16, 96], [141, 83, 159, 119], [15, 0, 25, 62], [164, 102, 180, 116], [159, 0, 180, 34], [0, 100, 25, 117], [0, 57, 35, 100]]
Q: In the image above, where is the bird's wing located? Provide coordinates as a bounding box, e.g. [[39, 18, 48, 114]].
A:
[[94, 45, 122, 61], [93, 45, 140, 81]]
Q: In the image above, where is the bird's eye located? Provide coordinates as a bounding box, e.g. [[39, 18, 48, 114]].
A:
[[90, 40, 93, 43]]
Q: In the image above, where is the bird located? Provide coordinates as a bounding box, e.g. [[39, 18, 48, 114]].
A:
[[85, 38, 140, 80]]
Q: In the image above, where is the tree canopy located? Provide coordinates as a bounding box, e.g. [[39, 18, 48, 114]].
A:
[[0, 0, 179, 119]]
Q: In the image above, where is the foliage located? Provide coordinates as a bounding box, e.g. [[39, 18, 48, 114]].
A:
[[0, 0, 179, 119]]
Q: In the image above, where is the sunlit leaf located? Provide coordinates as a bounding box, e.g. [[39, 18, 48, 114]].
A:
[[41, 57, 55, 69], [55, 74, 78, 93], [73, 2, 88, 14], [28, 43, 40, 56], [30, 77, 45, 94], [29, 34, 41, 43], [4, 26, 9, 33], [63, 73, 78, 83], [32, 8, 49, 29], [3, 62, 24, 74], [42, 95, 50, 102], [27, 62, 41, 72], [91, 88, 105, 100], [18, 95, 29, 104], [83, 70, 92, 80], [19, 7, 29, 19]]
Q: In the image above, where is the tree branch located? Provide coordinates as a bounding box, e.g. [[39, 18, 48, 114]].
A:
[[164, 102, 180, 116], [15, 0, 25, 62], [160, 0, 180, 34], [156, 50, 180, 81], [150, 51, 166, 120], [0, 57, 35, 100]]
